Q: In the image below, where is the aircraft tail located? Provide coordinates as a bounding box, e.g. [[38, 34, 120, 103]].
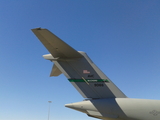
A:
[[32, 28, 126, 99]]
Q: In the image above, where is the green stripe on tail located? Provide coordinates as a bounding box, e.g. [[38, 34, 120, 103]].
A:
[[68, 79, 109, 82]]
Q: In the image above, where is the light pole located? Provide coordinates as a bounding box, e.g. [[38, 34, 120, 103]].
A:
[[48, 101, 52, 120]]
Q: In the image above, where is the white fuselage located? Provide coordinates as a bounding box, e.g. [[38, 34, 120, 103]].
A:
[[65, 98, 160, 120]]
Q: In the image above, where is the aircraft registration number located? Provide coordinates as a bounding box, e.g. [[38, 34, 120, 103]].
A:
[[94, 84, 104, 87]]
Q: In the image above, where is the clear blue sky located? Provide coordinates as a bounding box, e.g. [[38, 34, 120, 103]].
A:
[[0, 1, 160, 120]]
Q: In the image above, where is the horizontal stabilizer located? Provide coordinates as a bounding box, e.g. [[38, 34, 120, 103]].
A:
[[31, 28, 83, 58], [50, 64, 62, 76]]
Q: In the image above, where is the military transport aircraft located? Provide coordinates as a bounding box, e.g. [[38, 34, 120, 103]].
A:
[[32, 28, 160, 120]]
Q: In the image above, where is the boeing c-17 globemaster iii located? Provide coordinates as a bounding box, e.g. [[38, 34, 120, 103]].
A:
[[32, 28, 160, 120]]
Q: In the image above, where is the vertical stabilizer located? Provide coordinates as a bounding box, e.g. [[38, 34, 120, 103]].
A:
[[32, 28, 126, 99]]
